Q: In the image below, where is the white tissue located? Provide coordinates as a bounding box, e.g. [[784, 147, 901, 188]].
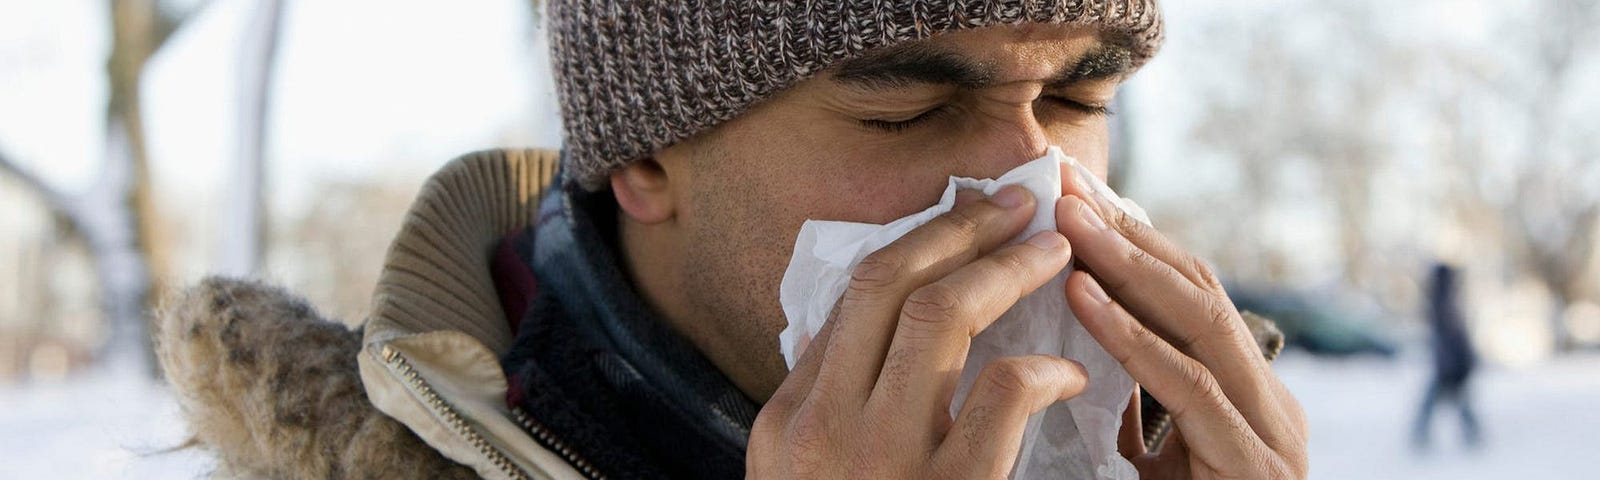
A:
[[778, 147, 1150, 479]]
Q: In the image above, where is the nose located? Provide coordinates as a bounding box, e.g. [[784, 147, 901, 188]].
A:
[[955, 106, 1053, 177]]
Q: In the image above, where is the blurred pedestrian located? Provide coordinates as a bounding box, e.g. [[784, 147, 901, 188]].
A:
[[1412, 262, 1483, 450]]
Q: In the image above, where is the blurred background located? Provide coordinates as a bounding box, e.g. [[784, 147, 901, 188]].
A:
[[1, 0, 1595, 478]]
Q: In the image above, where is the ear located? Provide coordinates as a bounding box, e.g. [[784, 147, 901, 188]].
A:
[[610, 158, 675, 225]]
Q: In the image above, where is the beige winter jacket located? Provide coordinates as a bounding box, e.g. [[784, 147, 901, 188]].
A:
[[159, 149, 585, 479], [155, 148, 1283, 479]]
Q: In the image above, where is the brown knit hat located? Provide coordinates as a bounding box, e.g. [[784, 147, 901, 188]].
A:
[[549, 1, 1164, 190]]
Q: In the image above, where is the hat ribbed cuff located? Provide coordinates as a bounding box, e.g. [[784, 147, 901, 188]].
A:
[[551, 0, 1164, 190]]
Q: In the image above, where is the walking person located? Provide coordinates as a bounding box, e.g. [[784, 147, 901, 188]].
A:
[[1413, 262, 1483, 450]]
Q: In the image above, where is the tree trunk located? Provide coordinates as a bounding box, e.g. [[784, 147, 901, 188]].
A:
[[96, 0, 168, 377], [219, 0, 286, 277]]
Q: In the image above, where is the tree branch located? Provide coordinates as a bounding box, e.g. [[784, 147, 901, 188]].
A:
[[151, 0, 220, 51], [0, 148, 79, 221]]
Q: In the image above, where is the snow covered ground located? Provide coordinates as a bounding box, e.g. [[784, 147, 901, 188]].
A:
[[0, 370, 214, 479], [1276, 351, 1600, 479], [2, 353, 1596, 479]]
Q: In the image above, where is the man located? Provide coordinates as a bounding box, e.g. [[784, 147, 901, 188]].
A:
[[157, 1, 1307, 478], [501, 1, 1307, 478]]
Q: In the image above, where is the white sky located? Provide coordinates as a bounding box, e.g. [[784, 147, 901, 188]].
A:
[[0, 0, 1529, 217], [0, 0, 108, 191], [0, 0, 561, 217], [1, 0, 1589, 298]]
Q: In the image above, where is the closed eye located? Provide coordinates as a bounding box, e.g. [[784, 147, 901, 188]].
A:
[[859, 97, 1109, 133], [1043, 96, 1114, 117], [859, 106, 951, 133]]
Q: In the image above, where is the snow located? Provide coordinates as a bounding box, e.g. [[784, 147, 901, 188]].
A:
[[1276, 352, 1600, 479], [0, 372, 215, 479], [4, 352, 1596, 479]]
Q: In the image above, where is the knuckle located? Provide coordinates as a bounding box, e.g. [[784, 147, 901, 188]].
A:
[[990, 248, 1033, 278], [1102, 248, 1157, 292], [1276, 433, 1311, 478], [1174, 296, 1241, 354], [876, 346, 918, 397], [1174, 365, 1226, 418], [1189, 255, 1225, 291], [1100, 311, 1155, 365], [1205, 297, 1240, 333], [1170, 328, 1206, 355], [901, 283, 968, 336], [783, 403, 834, 454], [750, 407, 791, 452], [755, 397, 794, 431], [1127, 318, 1167, 357], [958, 405, 997, 457], [751, 401, 834, 476], [934, 208, 984, 247], [1126, 246, 1163, 273], [1108, 204, 1145, 233], [979, 358, 1044, 400], [1203, 297, 1245, 345], [851, 249, 910, 294], [845, 442, 901, 477], [1288, 397, 1310, 430]]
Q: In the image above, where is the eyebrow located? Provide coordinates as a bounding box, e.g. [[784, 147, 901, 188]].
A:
[[829, 43, 1136, 92], [831, 44, 994, 90], [1046, 45, 1135, 89]]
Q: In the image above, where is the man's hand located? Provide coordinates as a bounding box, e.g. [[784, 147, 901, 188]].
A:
[[1057, 176, 1310, 479], [750, 186, 1086, 479]]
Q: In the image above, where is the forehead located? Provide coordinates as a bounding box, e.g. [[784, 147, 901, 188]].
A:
[[830, 24, 1117, 87], [934, 24, 1106, 76]]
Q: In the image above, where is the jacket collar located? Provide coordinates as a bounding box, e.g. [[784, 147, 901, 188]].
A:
[[517, 170, 758, 473]]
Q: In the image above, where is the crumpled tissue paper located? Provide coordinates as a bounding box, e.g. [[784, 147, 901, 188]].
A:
[[778, 146, 1151, 479]]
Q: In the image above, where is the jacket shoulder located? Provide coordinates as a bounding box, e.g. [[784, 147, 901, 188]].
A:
[[156, 276, 477, 479]]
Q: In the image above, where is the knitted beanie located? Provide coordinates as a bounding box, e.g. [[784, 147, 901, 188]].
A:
[[549, 1, 1164, 190]]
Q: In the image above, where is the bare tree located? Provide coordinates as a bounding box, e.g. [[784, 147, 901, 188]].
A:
[[218, 0, 286, 276], [1448, 0, 1600, 351], [1183, 3, 1412, 291], [0, 0, 218, 376], [1511, 0, 1600, 351]]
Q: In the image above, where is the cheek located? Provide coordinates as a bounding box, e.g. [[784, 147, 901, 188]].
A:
[[711, 119, 953, 227], [772, 150, 956, 226], [1045, 120, 1111, 176]]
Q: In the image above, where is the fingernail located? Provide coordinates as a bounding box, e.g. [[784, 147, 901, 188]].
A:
[[1083, 278, 1112, 305], [1078, 201, 1108, 231], [954, 188, 983, 207], [992, 186, 1029, 209], [1026, 231, 1065, 250]]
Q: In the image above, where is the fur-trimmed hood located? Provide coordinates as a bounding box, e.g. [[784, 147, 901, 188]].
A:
[[158, 149, 576, 479], [157, 278, 478, 479]]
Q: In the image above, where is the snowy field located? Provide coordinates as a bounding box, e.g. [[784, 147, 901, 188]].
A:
[[0, 370, 216, 478], [2, 353, 1597, 479], [1276, 351, 1600, 479]]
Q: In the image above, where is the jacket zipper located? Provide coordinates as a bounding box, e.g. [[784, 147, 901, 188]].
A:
[[511, 407, 605, 480], [380, 345, 535, 480]]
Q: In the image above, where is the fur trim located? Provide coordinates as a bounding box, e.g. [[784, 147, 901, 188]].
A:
[[155, 277, 477, 479]]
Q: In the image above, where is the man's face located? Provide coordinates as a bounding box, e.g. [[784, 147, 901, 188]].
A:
[[641, 25, 1134, 401]]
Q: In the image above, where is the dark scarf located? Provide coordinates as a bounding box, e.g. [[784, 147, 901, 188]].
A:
[[500, 174, 758, 479]]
